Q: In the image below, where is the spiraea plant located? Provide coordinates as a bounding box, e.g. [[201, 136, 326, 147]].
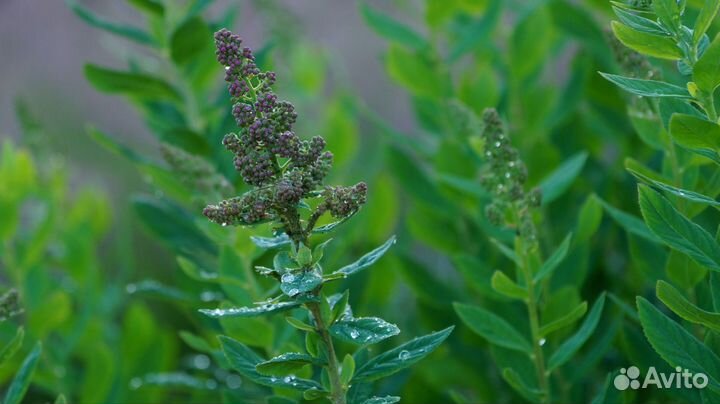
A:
[[0, 288, 41, 404], [199, 29, 453, 404], [603, 0, 720, 401], [454, 109, 606, 404]]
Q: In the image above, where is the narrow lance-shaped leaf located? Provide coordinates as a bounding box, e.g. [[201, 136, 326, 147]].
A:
[[330, 317, 400, 345], [539, 302, 588, 337], [611, 21, 683, 60], [694, 0, 720, 45], [332, 235, 396, 277], [669, 114, 720, 151], [539, 152, 588, 205], [599, 198, 661, 243], [251, 234, 291, 249], [694, 32, 720, 93], [84, 64, 182, 102], [612, 6, 667, 35], [491, 271, 527, 300], [255, 352, 324, 376], [359, 2, 428, 51], [534, 233, 572, 283], [599, 73, 691, 98], [454, 303, 532, 353], [219, 336, 322, 391], [0, 327, 24, 365], [637, 297, 720, 390], [362, 397, 401, 404], [502, 368, 543, 403], [656, 280, 720, 332], [352, 326, 454, 381], [638, 185, 720, 272], [66, 0, 156, 45], [629, 168, 720, 208], [548, 293, 606, 370], [3, 342, 42, 404], [200, 301, 301, 318]]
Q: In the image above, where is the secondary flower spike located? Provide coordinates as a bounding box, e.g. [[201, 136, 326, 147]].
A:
[[204, 29, 367, 242]]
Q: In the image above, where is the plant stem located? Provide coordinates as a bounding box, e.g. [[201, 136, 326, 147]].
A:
[[520, 240, 550, 403], [307, 302, 346, 404]]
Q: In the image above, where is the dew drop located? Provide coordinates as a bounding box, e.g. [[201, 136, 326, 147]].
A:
[[282, 273, 295, 283], [539, 338, 546, 346], [350, 330, 360, 339], [221, 222, 228, 227], [226, 374, 242, 389], [130, 377, 143, 390], [398, 350, 411, 360], [288, 288, 299, 296], [194, 354, 211, 370]]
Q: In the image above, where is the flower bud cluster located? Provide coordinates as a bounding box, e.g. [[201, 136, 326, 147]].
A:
[[204, 29, 366, 232], [160, 143, 232, 198], [0, 289, 20, 322], [320, 183, 368, 218], [479, 109, 540, 243]]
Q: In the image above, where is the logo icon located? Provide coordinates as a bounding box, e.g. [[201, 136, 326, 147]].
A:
[[614, 366, 641, 390], [613, 366, 708, 390]]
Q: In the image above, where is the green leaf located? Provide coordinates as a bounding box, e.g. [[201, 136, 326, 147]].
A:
[[694, 0, 720, 45], [599, 73, 691, 98], [340, 354, 355, 386], [637, 297, 720, 390], [85, 65, 181, 101], [652, 0, 681, 33], [638, 185, 720, 272], [453, 303, 531, 353], [251, 234, 291, 249], [281, 270, 322, 297], [666, 249, 707, 290], [534, 234, 572, 283], [256, 352, 322, 376], [599, 198, 661, 243], [548, 293, 606, 370], [362, 397, 400, 404], [0, 327, 24, 365], [330, 317, 400, 345], [385, 45, 446, 98], [670, 113, 720, 151], [657, 280, 720, 332], [539, 302, 588, 337], [538, 152, 588, 205], [3, 342, 41, 404], [199, 301, 301, 318], [127, 0, 165, 16], [359, 2, 427, 50], [330, 290, 350, 324], [577, 195, 603, 243], [67, 0, 155, 45], [332, 236, 396, 277], [629, 168, 720, 207], [170, 17, 212, 65], [353, 326, 454, 381], [219, 336, 322, 390], [612, 6, 667, 35], [133, 196, 216, 263], [285, 317, 315, 332], [490, 271, 527, 300], [611, 21, 683, 60], [695, 33, 720, 93], [501, 368, 542, 403]]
